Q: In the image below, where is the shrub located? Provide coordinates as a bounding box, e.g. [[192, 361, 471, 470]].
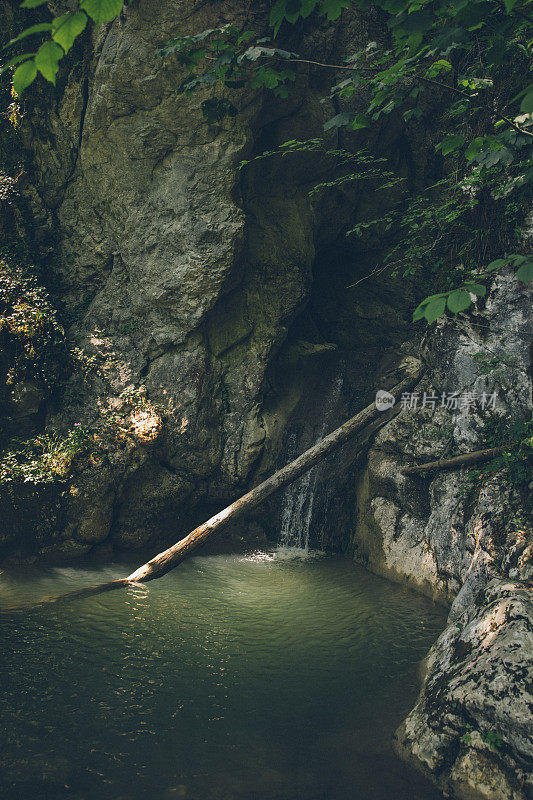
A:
[[0, 259, 67, 416]]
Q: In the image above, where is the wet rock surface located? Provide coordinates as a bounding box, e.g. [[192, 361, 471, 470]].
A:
[[353, 272, 532, 799], [3, 0, 412, 558], [394, 579, 533, 800], [0, 2, 531, 799]]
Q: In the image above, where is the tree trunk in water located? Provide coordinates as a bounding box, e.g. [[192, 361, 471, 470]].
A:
[[400, 445, 507, 476], [126, 371, 421, 583], [33, 368, 422, 607]]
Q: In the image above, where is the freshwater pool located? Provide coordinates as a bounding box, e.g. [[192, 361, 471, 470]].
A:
[[0, 550, 446, 800]]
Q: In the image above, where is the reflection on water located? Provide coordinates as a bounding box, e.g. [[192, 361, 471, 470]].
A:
[[0, 550, 446, 800]]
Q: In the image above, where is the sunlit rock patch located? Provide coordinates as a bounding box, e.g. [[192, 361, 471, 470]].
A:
[[395, 579, 533, 800]]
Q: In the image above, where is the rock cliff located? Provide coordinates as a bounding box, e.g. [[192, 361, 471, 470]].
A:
[[352, 270, 532, 799], [2, 0, 415, 558], [0, 2, 531, 799]]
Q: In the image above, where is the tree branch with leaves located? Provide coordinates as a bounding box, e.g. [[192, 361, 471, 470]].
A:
[[2, 0, 532, 323]]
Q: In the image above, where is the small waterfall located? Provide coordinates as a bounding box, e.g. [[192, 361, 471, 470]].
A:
[[278, 370, 344, 551], [279, 430, 316, 550]]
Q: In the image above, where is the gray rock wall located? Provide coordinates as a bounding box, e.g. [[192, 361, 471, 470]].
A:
[[351, 271, 532, 799], [2, 2, 532, 798], [9, 0, 413, 557]]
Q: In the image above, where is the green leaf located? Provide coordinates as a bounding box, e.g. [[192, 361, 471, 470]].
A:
[[512, 84, 533, 105], [269, 0, 318, 31], [35, 41, 64, 84], [20, 0, 48, 7], [485, 258, 508, 271], [436, 134, 465, 155], [412, 300, 428, 321], [520, 91, 533, 115], [300, 0, 319, 17], [403, 107, 423, 122], [323, 112, 353, 130], [447, 289, 472, 313], [319, 0, 351, 20], [270, 0, 287, 33], [237, 30, 256, 45], [464, 137, 485, 160], [0, 53, 36, 76], [427, 59, 452, 77], [7, 22, 52, 46], [12, 58, 37, 94], [462, 283, 486, 296], [516, 261, 533, 282], [52, 12, 88, 54], [80, 0, 123, 25], [351, 113, 369, 130], [286, 0, 302, 13], [503, 0, 518, 11], [414, 294, 448, 323], [424, 295, 447, 323]]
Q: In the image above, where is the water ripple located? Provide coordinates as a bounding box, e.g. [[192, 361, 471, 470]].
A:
[[0, 551, 446, 800]]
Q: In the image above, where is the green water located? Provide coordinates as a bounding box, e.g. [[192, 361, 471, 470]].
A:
[[0, 550, 446, 800]]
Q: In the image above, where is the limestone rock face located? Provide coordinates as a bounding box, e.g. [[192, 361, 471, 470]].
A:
[[10, 0, 404, 555], [11, 0, 319, 551], [353, 270, 531, 603], [2, 2, 531, 798], [352, 270, 532, 799], [395, 579, 533, 800]]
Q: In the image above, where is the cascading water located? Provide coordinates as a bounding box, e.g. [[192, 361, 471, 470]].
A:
[[278, 370, 345, 551], [279, 430, 316, 550]]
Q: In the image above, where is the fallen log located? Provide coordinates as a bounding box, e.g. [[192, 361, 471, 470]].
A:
[[29, 369, 422, 607], [401, 445, 508, 476]]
